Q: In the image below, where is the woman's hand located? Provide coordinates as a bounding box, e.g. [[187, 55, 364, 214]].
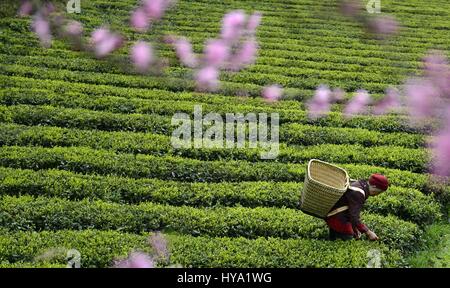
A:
[[366, 230, 379, 241]]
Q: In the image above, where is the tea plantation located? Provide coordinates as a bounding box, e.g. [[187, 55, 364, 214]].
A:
[[0, 0, 449, 267]]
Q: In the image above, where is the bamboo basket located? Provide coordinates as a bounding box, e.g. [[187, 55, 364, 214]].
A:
[[300, 159, 349, 218]]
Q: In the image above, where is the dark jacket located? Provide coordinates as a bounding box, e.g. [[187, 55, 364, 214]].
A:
[[325, 179, 370, 235]]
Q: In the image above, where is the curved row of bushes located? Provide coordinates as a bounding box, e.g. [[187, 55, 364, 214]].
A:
[[0, 66, 431, 136], [0, 76, 305, 109], [2, 20, 438, 68], [0, 85, 405, 124], [0, 44, 418, 82], [0, 61, 434, 112], [0, 52, 406, 91], [0, 229, 404, 268], [0, 195, 421, 251], [0, 167, 441, 225], [0, 145, 437, 193], [0, 120, 425, 153], [0, 122, 429, 172], [0, 103, 429, 153], [0, 59, 404, 96]]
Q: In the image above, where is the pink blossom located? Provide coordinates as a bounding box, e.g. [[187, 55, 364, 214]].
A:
[[204, 39, 230, 68], [405, 78, 440, 120], [131, 8, 150, 32], [423, 51, 450, 96], [18, 1, 33, 17], [131, 41, 154, 72], [173, 38, 197, 68], [430, 110, 450, 177], [31, 16, 52, 48], [221, 10, 246, 42], [368, 15, 399, 38], [423, 51, 448, 74], [91, 28, 109, 45], [114, 252, 155, 268], [339, 0, 362, 18], [229, 38, 258, 71], [90, 28, 123, 58], [95, 36, 123, 58], [344, 89, 372, 117], [373, 88, 401, 115], [307, 85, 332, 119], [262, 85, 283, 102], [149, 232, 169, 261], [195, 66, 220, 91], [143, 0, 171, 21], [432, 132, 450, 177], [246, 12, 262, 34], [65, 21, 83, 36]]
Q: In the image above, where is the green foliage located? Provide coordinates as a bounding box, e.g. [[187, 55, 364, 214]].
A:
[[0, 0, 448, 268], [167, 234, 405, 268], [0, 167, 441, 226], [0, 122, 430, 172], [0, 229, 150, 268], [407, 224, 450, 267], [0, 195, 421, 252], [0, 145, 434, 192], [0, 230, 405, 268]]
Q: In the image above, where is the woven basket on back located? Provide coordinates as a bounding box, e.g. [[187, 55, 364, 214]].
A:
[[300, 159, 349, 219]]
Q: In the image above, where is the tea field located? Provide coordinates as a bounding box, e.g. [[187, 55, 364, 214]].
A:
[[0, 0, 449, 267]]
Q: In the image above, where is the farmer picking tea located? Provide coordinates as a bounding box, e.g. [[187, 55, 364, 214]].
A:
[[326, 174, 389, 241]]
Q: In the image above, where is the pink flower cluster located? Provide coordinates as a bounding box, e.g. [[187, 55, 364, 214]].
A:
[[344, 89, 372, 117], [65, 20, 83, 37], [130, 1, 179, 72], [90, 27, 124, 58], [423, 52, 450, 97], [23, 3, 262, 89], [167, 10, 262, 92], [21, 1, 181, 72], [114, 252, 155, 268], [306, 86, 347, 118], [18, 1, 34, 17], [20, 0, 55, 48], [131, 41, 154, 72], [114, 232, 170, 268], [130, 0, 174, 32], [368, 15, 399, 39], [339, 0, 400, 38], [195, 66, 220, 92], [149, 232, 170, 262], [262, 85, 284, 102], [431, 116, 450, 177], [31, 15, 52, 48], [403, 51, 450, 177], [302, 50, 449, 178], [404, 51, 450, 123], [305, 85, 402, 119], [307, 85, 332, 118], [171, 37, 198, 68], [222, 10, 262, 71], [339, 0, 362, 17], [372, 88, 401, 115]]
